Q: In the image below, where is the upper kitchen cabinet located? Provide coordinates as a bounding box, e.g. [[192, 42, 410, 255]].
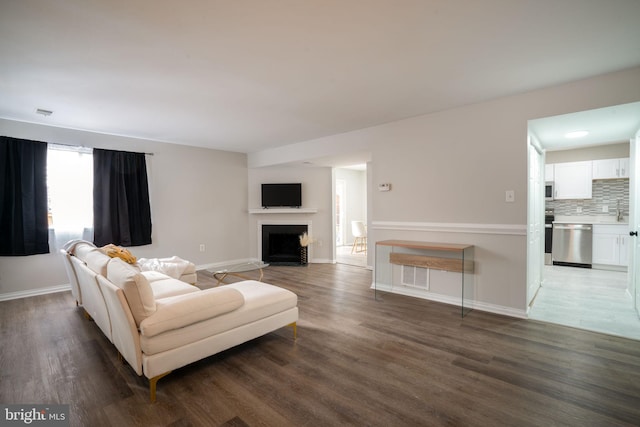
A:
[[544, 164, 554, 182], [592, 158, 630, 179], [553, 161, 593, 199]]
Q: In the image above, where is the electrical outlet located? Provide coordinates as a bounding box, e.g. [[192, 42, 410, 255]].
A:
[[199, 244, 205, 252], [602, 206, 609, 213], [577, 207, 582, 213]]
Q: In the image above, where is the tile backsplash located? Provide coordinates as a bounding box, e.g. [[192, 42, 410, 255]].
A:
[[546, 179, 629, 217]]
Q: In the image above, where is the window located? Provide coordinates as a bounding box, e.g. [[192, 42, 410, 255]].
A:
[[47, 144, 93, 250]]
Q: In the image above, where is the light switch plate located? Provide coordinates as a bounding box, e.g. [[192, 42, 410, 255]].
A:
[[505, 190, 515, 203]]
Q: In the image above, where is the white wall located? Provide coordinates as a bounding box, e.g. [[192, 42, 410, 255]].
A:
[[546, 142, 630, 163], [0, 119, 249, 297], [247, 166, 333, 262], [248, 66, 640, 317], [4, 66, 640, 310]]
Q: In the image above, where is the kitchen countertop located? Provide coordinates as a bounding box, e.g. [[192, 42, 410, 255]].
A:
[[553, 215, 628, 225]]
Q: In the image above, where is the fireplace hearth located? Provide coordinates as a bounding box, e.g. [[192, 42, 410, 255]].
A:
[[262, 224, 308, 265]]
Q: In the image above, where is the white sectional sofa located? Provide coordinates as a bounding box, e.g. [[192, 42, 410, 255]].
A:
[[60, 242, 298, 402]]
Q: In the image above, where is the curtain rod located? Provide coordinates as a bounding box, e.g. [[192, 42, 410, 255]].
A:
[[48, 142, 154, 156]]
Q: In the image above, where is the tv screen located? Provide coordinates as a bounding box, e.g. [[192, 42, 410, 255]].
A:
[[261, 183, 302, 208]]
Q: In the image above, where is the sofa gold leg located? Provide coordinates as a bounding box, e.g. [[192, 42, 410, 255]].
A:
[[288, 322, 297, 340], [149, 371, 172, 403], [83, 310, 93, 321]]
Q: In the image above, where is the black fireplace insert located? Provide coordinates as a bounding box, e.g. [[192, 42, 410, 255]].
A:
[[262, 224, 308, 265]]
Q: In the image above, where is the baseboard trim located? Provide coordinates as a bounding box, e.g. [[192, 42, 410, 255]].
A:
[[311, 258, 334, 264], [371, 220, 527, 236], [0, 284, 71, 302], [371, 284, 527, 319], [468, 300, 528, 319]]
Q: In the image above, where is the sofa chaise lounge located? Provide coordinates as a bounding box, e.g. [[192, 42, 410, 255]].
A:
[[60, 241, 298, 401]]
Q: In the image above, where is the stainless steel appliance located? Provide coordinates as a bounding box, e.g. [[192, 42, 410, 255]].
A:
[[552, 223, 592, 268], [545, 182, 554, 201], [544, 209, 554, 265]]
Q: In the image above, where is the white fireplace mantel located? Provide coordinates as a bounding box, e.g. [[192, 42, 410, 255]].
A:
[[249, 208, 318, 214]]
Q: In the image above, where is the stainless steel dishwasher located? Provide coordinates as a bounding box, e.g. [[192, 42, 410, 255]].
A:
[[552, 223, 593, 268]]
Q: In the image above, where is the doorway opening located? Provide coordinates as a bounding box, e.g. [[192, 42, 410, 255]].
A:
[[334, 165, 368, 268], [526, 102, 640, 340]]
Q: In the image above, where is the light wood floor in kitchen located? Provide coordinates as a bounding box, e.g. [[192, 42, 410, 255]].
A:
[[529, 265, 640, 340], [2, 263, 640, 426]]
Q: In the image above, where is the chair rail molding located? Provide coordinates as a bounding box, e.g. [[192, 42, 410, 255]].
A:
[[371, 221, 527, 236]]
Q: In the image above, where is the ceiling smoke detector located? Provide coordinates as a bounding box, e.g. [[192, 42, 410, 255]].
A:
[[36, 108, 53, 116]]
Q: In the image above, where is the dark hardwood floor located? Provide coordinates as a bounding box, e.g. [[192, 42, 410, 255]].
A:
[[2, 263, 640, 426]]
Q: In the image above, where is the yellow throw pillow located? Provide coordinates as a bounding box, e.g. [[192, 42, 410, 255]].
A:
[[101, 244, 137, 264]]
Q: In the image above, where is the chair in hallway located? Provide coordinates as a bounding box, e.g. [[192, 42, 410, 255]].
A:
[[351, 221, 367, 254]]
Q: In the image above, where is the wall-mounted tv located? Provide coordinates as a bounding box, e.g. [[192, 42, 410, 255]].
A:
[[261, 183, 302, 208]]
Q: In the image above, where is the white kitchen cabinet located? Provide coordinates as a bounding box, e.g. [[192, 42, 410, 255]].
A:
[[592, 158, 630, 179], [553, 161, 592, 199], [592, 224, 629, 267], [593, 233, 622, 265], [618, 233, 629, 267], [620, 158, 630, 178], [544, 164, 554, 182]]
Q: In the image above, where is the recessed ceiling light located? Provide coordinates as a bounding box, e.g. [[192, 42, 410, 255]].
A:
[[36, 108, 53, 116], [565, 130, 589, 139]]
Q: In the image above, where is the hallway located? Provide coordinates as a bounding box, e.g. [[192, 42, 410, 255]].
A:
[[336, 245, 368, 268]]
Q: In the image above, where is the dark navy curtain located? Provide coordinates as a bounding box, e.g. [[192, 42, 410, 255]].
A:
[[93, 149, 152, 247], [0, 137, 50, 256]]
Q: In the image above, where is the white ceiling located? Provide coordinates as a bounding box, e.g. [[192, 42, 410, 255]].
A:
[[1, 1, 640, 155], [529, 102, 640, 151]]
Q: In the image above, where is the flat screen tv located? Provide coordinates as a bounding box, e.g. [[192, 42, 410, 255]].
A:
[[261, 183, 302, 208]]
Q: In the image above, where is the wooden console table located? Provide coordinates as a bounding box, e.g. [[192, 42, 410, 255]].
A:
[[374, 240, 475, 317]]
